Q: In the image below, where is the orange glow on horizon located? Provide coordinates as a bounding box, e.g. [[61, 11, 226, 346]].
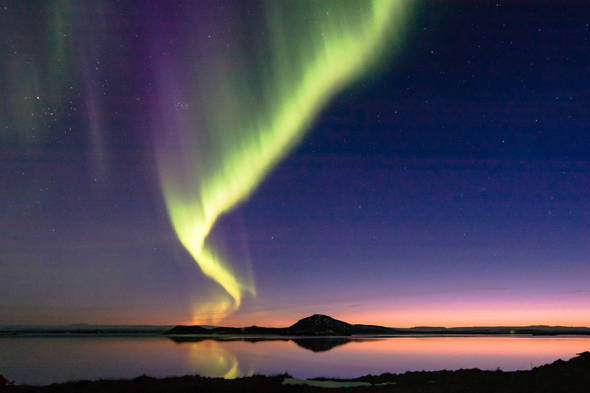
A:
[[85, 296, 589, 328], [197, 301, 590, 328]]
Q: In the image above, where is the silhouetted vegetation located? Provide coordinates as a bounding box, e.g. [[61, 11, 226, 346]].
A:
[[0, 375, 14, 387], [4, 352, 590, 392]]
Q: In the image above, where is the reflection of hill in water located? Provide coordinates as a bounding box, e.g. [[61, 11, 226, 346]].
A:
[[167, 336, 383, 353], [292, 338, 351, 352]]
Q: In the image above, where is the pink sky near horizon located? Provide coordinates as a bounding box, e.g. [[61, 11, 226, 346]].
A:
[[192, 299, 590, 328], [6, 301, 589, 328]]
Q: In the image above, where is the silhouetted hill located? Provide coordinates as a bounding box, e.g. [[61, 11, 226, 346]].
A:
[[287, 314, 353, 336], [166, 314, 355, 336], [164, 314, 590, 337]]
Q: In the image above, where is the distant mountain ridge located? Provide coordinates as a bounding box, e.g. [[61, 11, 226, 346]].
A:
[[165, 314, 590, 336], [0, 325, 172, 335], [4, 315, 589, 337]]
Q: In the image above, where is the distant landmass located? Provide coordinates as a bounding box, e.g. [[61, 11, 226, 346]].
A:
[[166, 314, 590, 336], [3, 314, 590, 337], [0, 324, 171, 335]]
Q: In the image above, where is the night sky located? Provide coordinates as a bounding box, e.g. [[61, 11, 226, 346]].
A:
[[1, 0, 590, 327]]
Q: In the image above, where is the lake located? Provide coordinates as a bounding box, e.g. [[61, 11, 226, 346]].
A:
[[1, 335, 589, 385]]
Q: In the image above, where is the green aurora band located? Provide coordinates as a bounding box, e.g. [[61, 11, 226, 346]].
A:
[[155, 0, 411, 321]]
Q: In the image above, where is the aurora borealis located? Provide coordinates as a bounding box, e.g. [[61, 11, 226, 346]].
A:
[[2, 1, 590, 327], [151, 0, 409, 319]]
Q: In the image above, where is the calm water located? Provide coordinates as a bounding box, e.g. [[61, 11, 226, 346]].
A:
[[1, 336, 589, 385]]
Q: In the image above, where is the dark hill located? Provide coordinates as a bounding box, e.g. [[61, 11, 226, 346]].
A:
[[287, 314, 352, 336], [165, 314, 354, 336], [164, 314, 590, 337]]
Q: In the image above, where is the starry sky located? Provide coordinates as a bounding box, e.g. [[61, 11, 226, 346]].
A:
[[1, 0, 590, 327]]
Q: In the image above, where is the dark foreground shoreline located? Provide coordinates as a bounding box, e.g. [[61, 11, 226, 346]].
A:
[[3, 352, 589, 393]]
